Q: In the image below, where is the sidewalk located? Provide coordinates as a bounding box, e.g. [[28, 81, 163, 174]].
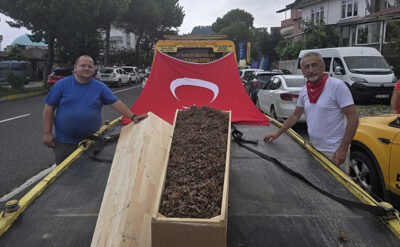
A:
[[0, 81, 47, 102]]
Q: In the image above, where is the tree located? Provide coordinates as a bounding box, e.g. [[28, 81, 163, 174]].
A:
[[96, 0, 131, 65], [190, 26, 215, 35], [300, 18, 339, 49], [276, 18, 339, 60], [384, 21, 400, 77], [211, 9, 254, 50], [0, 0, 130, 84], [5, 46, 28, 61], [118, 0, 184, 65]]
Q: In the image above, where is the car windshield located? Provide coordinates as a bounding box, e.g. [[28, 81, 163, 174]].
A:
[[0, 64, 9, 73], [285, 78, 306, 87], [11, 63, 24, 71], [343, 56, 392, 74], [123, 68, 133, 72], [54, 69, 72, 76], [99, 68, 114, 73], [257, 74, 273, 81]]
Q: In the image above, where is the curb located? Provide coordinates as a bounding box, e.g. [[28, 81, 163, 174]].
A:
[[0, 90, 48, 102]]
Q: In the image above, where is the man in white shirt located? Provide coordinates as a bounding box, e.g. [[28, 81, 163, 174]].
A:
[[264, 52, 359, 173]]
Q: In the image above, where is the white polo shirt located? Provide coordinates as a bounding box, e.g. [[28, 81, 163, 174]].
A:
[[297, 77, 354, 152]]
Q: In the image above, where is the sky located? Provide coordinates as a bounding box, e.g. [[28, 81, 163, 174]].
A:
[[0, 0, 293, 50]]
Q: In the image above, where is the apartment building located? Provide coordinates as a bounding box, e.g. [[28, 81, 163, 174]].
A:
[[277, 0, 400, 59]]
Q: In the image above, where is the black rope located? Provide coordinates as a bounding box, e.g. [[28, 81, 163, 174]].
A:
[[231, 126, 394, 218]]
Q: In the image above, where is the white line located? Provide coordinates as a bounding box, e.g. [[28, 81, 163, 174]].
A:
[[113, 85, 141, 94], [0, 114, 31, 123], [0, 164, 57, 202]]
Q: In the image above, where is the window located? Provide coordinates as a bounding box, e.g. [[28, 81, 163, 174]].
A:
[[311, 6, 324, 24], [322, 57, 332, 72], [333, 58, 346, 75], [384, 21, 400, 43], [357, 22, 381, 44], [341, 0, 358, 19]]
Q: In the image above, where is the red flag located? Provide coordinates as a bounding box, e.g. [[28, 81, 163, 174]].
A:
[[121, 51, 269, 125]]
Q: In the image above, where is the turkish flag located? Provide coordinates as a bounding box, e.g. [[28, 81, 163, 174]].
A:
[[121, 51, 269, 126]]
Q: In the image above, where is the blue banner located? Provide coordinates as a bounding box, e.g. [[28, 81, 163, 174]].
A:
[[238, 42, 246, 60]]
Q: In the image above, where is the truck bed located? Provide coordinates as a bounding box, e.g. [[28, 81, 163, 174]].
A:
[[0, 123, 399, 246]]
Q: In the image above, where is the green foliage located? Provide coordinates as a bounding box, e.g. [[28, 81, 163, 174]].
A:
[[5, 46, 28, 61], [300, 18, 339, 49], [190, 26, 215, 35], [56, 31, 103, 65], [276, 39, 305, 60], [276, 18, 339, 60], [385, 21, 400, 77], [211, 9, 254, 60], [6, 72, 24, 90]]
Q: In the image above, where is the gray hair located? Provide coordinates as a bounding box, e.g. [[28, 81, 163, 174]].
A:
[[300, 51, 324, 66]]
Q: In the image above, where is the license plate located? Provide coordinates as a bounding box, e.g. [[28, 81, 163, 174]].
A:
[[375, 94, 389, 99]]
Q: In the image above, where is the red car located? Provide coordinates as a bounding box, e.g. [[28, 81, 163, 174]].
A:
[[47, 68, 73, 90]]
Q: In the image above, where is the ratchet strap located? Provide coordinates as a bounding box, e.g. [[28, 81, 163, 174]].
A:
[[85, 134, 120, 163], [231, 126, 397, 218]]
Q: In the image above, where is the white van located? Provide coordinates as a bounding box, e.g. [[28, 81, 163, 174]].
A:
[[297, 47, 397, 102]]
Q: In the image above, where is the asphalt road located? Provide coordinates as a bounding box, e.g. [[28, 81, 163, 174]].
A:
[[0, 83, 143, 198]]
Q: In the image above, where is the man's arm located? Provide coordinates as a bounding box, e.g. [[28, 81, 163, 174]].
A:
[[390, 89, 400, 114], [42, 104, 56, 148], [110, 100, 148, 123], [264, 106, 304, 142], [332, 104, 359, 165]]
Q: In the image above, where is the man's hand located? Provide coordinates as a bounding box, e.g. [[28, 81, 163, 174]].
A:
[[264, 132, 281, 142], [332, 147, 346, 166], [132, 113, 148, 123], [43, 133, 54, 148]]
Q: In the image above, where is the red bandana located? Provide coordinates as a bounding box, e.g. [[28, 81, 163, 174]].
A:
[[306, 73, 328, 104]]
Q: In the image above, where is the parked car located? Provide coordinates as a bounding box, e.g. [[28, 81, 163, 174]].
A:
[[141, 73, 149, 89], [350, 114, 400, 206], [239, 68, 263, 85], [97, 67, 130, 87], [145, 66, 152, 74], [247, 71, 283, 103], [138, 68, 147, 81], [47, 68, 73, 89], [256, 75, 306, 122], [0, 60, 34, 84], [122, 66, 140, 83]]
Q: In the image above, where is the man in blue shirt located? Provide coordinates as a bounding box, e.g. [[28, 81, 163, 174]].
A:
[[43, 55, 147, 164]]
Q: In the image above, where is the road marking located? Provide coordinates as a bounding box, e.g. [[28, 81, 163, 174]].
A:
[[0, 164, 56, 202], [113, 85, 141, 94], [0, 114, 31, 123]]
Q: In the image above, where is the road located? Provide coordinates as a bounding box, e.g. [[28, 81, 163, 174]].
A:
[[0, 83, 143, 198]]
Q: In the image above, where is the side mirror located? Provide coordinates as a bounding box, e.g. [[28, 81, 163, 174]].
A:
[[334, 66, 344, 75]]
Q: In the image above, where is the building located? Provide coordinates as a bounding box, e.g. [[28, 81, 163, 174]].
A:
[[106, 25, 137, 52], [277, 0, 400, 60], [0, 34, 48, 80]]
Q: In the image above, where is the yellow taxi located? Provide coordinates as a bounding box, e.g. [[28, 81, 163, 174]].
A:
[[350, 114, 400, 206]]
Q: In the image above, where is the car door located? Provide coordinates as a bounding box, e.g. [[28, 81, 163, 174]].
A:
[[389, 126, 400, 196], [268, 78, 282, 114], [331, 57, 347, 83], [258, 80, 272, 112], [120, 69, 129, 83]]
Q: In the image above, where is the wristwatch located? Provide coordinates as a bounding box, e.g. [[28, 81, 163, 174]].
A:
[[131, 114, 136, 121]]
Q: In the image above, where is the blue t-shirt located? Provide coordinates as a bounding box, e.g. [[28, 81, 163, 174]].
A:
[[45, 76, 118, 144]]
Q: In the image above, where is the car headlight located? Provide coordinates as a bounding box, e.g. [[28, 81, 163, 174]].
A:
[[393, 76, 398, 83], [350, 76, 367, 83]]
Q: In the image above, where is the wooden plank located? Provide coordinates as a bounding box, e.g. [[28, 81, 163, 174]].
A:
[[91, 112, 172, 247]]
